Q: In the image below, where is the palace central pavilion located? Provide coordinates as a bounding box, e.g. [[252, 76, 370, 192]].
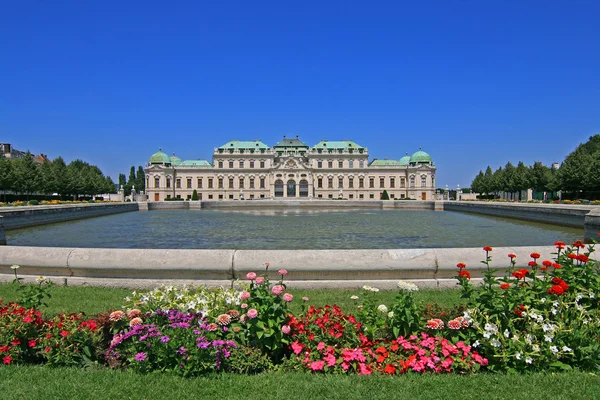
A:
[[145, 136, 436, 201]]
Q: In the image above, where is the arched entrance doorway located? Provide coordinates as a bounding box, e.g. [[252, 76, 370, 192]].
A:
[[287, 180, 297, 197], [274, 180, 284, 197], [299, 180, 308, 197]]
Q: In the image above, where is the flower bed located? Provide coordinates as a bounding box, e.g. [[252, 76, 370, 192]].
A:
[[2, 242, 600, 375]]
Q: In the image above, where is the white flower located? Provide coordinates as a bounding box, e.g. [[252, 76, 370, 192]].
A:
[[589, 292, 595, 299], [515, 352, 522, 360], [490, 338, 501, 347], [397, 280, 419, 292], [350, 295, 359, 300], [553, 301, 559, 308], [562, 346, 572, 352], [10, 264, 19, 270], [576, 294, 583, 302], [540, 298, 547, 304], [504, 329, 511, 338], [544, 334, 554, 343], [550, 346, 559, 354], [388, 311, 394, 319], [472, 340, 480, 348], [532, 344, 540, 352], [525, 356, 533, 364], [377, 304, 388, 313], [525, 335, 533, 345], [551, 308, 558, 315], [35, 276, 46, 284]]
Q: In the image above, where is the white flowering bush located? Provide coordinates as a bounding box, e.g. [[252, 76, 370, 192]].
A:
[[122, 285, 243, 319]]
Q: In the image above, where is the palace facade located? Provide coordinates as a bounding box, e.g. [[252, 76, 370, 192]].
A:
[[145, 136, 436, 201]]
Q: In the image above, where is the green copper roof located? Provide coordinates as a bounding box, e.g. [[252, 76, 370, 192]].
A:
[[399, 153, 411, 165], [149, 149, 171, 165], [274, 136, 309, 148], [170, 154, 182, 166], [179, 159, 212, 167], [217, 140, 269, 150], [369, 159, 403, 167], [410, 149, 433, 164], [312, 140, 365, 150]]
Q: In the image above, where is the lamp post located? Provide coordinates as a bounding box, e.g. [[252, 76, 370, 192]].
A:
[[457, 184, 462, 201]]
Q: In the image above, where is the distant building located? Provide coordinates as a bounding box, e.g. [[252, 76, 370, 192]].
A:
[[0, 143, 26, 159], [145, 136, 437, 201]]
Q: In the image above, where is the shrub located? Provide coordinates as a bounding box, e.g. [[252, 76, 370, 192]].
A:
[[191, 189, 199, 201], [381, 190, 390, 200], [28, 200, 39, 206]]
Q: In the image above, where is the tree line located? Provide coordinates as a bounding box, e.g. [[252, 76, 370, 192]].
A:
[[117, 166, 145, 196], [0, 152, 116, 200], [471, 135, 600, 200]]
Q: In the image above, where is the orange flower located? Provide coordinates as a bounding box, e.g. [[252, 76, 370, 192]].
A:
[[500, 283, 510, 290], [383, 364, 396, 374], [456, 262, 466, 269], [483, 246, 493, 252], [458, 270, 471, 280], [508, 253, 516, 259], [530, 252, 541, 259], [542, 260, 552, 267]]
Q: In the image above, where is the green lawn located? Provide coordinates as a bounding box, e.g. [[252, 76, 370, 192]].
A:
[[1, 366, 598, 400], [0, 283, 463, 316]]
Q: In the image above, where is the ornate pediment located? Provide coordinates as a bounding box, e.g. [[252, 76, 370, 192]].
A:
[[272, 156, 309, 171]]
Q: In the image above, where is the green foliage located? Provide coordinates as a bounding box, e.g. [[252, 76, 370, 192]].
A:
[[224, 345, 275, 374], [381, 190, 390, 200], [16, 278, 54, 309], [191, 189, 199, 200]]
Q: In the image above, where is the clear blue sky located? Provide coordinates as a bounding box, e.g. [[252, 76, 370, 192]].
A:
[[1, 0, 599, 188]]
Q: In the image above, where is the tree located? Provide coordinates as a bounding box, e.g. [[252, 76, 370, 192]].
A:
[[471, 170, 484, 194], [381, 190, 390, 200], [0, 157, 14, 201], [125, 166, 136, 195], [136, 166, 145, 193], [191, 189, 199, 200], [12, 152, 38, 200], [513, 161, 530, 200], [491, 167, 505, 195], [529, 162, 551, 194], [118, 173, 126, 192], [105, 176, 117, 193], [51, 157, 68, 198]]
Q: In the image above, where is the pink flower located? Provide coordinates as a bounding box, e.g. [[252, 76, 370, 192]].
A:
[[278, 269, 288, 276], [241, 303, 248, 309], [255, 277, 265, 285], [282, 293, 293, 302], [341, 361, 350, 370], [271, 285, 285, 296], [302, 297, 309, 302], [310, 361, 325, 371], [281, 325, 291, 334], [240, 291, 251, 300], [246, 272, 257, 280], [324, 353, 336, 367], [317, 342, 325, 351], [247, 309, 258, 319], [358, 363, 372, 376], [291, 341, 304, 355]]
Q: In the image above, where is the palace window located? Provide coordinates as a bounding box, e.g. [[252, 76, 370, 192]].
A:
[[328, 161, 333, 168], [218, 178, 224, 189], [197, 178, 202, 188], [379, 177, 385, 188], [369, 177, 374, 188], [219, 194, 223, 199], [208, 194, 213, 199], [421, 176, 427, 187], [208, 178, 213, 188], [349, 194, 354, 199], [338, 161, 343, 168], [218, 161, 223, 168], [239, 178, 244, 188], [349, 160, 354, 168], [250, 161, 254, 168], [187, 178, 192, 189], [154, 177, 160, 188], [176, 178, 181, 189], [317, 178, 323, 188], [359, 177, 364, 188], [229, 161, 234, 168], [400, 178, 406, 188], [359, 161, 364, 168], [328, 177, 333, 188], [260, 161, 265, 168], [260, 178, 265, 189], [338, 177, 343, 188], [410, 177, 415, 188], [359, 194, 364, 199], [369, 194, 374, 199], [390, 177, 395, 188], [229, 194, 234, 199], [229, 178, 234, 189], [239, 161, 244, 168], [317, 160, 322, 168], [166, 178, 171, 188], [250, 178, 255, 188], [349, 177, 354, 188]]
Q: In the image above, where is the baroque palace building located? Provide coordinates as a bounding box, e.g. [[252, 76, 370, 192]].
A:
[[144, 136, 436, 201]]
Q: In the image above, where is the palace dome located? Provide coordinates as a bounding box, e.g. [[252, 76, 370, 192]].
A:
[[170, 154, 182, 166], [149, 149, 171, 165], [409, 149, 432, 164], [399, 153, 411, 165]]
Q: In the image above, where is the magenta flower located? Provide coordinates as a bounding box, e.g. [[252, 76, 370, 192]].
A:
[[160, 336, 170, 343], [282, 293, 293, 302], [134, 352, 147, 362], [247, 309, 258, 319], [271, 285, 285, 296], [246, 272, 257, 280], [310, 360, 325, 371]]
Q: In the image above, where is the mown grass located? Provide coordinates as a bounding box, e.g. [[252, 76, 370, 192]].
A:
[[1, 366, 598, 400], [0, 283, 463, 316]]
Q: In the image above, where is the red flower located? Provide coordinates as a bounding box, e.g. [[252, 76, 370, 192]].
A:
[[572, 240, 585, 249], [508, 253, 517, 259], [514, 305, 526, 316], [548, 285, 564, 295], [554, 241, 565, 249], [11, 339, 20, 346], [28, 340, 36, 348], [3, 355, 12, 365], [552, 263, 562, 269], [512, 269, 528, 279], [23, 315, 34, 323], [456, 262, 466, 269], [45, 346, 51, 353], [542, 260, 552, 267], [60, 330, 70, 337], [567, 253, 577, 259], [458, 270, 471, 280], [577, 254, 589, 263], [530, 252, 541, 259], [483, 246, 493, 252], [0, 345, 9, 353], [383, 364, 396, 374], [500, 283, 510, 290], [528, 261, 537, 267]]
